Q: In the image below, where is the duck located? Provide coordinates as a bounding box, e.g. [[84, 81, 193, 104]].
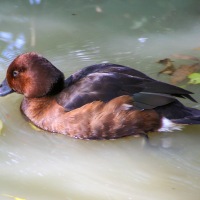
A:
[[0, 52, 200, 140]]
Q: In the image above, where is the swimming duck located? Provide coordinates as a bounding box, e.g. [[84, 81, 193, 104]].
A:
[[0, 52, 200, 139]]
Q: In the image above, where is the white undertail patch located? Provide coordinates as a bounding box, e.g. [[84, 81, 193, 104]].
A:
[[158, 117, 184, 132]]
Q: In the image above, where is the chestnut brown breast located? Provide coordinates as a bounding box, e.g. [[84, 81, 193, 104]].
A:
[[21, 95, 161, 139]]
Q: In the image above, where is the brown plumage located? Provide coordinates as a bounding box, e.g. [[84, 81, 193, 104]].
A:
[[21, 95, 161, 139]]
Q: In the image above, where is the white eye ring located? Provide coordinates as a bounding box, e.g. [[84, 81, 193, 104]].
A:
[[13, 70, 19, 77]]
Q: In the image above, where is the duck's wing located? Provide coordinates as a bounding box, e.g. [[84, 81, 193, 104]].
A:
[[57, 71, 195, 111], [64, 63, 153, 87]]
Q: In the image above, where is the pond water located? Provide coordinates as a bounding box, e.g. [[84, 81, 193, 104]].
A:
[[0, 0, 200, 200]]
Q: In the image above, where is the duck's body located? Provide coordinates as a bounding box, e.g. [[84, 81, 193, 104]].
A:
[[21, 95, 161, 139], [0, 52, 200, 139]]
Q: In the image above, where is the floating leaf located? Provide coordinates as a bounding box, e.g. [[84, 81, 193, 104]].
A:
[[2, 194, 26, 200], [157, 58, 174, 66], [29, 122, 41, 131], [0, 120, 3, 135], [157, 58, 175, 75], [158, 65, 175, 75], [188, 73, 200, 84], [171, 54, 200, 61], [193, 47, 200, 51], [170, 64, 200, 84]]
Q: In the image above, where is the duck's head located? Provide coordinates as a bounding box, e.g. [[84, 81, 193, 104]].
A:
[[0, 52, 65, 98]]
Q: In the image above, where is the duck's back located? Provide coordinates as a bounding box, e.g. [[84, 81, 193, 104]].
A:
[[58, 63, 195, 110]]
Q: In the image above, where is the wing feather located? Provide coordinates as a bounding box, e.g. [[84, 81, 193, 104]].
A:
[[57, 64, 196, 111]]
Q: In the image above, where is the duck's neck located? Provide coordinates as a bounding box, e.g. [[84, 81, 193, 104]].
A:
[[20, 96, 66, 133]]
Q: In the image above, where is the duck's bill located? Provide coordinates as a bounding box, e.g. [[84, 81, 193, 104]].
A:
[[0, 78, 14, 96]]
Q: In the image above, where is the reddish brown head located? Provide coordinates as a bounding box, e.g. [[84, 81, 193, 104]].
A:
[[6, 52, 65, 98]]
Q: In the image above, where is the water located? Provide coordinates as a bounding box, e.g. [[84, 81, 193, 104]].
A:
[[0, 1, 200, 200]]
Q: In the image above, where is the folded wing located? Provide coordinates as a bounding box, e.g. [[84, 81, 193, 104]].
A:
[[57, 64, 195, 111]]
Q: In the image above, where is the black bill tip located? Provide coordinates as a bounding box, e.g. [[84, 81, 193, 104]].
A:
[[0, 78, 14, 96]]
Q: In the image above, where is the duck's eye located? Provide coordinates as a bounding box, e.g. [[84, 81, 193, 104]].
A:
[[13, 70, 19, 77]]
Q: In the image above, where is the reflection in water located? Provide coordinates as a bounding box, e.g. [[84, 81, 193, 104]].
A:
[[1, 33, 26, 58], [29, 0, 41, 5], [0, 1, 200, 200], [0, 0, 41, 69], [138, 37, 148, 43], [0, 32, 26, 69]]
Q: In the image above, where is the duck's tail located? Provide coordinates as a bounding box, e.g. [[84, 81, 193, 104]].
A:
[[171, 106, 200, 124], [155, 100, 200, 125]]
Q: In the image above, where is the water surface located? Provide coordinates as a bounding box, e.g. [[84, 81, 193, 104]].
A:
[[0, 1, 200, 200]]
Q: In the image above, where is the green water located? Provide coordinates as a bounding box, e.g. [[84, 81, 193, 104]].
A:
[[0, 1, 200, 200]]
